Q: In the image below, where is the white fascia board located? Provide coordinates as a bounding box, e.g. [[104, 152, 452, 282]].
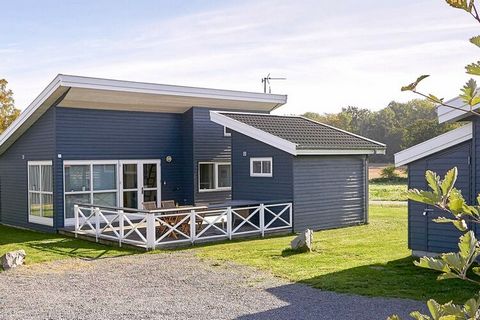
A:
[[296, 149, 386, 155], [437, 96, 479, 123], [210, 111, 298, 155], [0, 75, 63, 148], [59, 74, 287, 105], [394, 122, 473, 167]]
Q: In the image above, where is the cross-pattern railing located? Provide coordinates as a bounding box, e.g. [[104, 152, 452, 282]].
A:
[[73, 202, 292, 249]]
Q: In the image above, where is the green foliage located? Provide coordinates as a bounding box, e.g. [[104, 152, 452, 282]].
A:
[[302, 99, 459, 163], [388, 296, 480, 319], [445, 0, 475, 12], [460, 79, 480, 106], [393, 167, 480, 319], [401, 75, 430, 92], [0, 79, 20, 133], [381, 165, 398, 179]]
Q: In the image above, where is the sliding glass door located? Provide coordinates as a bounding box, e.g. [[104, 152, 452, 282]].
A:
[[64, 159, 161, 226]]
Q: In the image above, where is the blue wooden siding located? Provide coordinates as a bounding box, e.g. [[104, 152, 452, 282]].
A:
[[407, 141, 471, 253], [54, 106, 188, 227], [0, 108, 56, 232], [192, 107, 231, 204], [293, 156, 367, 232], [231, 131, 293, 201]]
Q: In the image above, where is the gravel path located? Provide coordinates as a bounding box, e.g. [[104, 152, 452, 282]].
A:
[[0, 252, 426, 320]]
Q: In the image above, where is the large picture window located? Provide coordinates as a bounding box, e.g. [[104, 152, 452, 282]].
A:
[[28, 161, 53, 226], [250, 157, 273, 177], [198, 162, 231, 192], [64, 161, 118, 219]]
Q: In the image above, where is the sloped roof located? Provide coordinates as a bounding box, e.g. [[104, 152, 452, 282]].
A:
[[210, 112, 386, 155], [394, 122, 472, 167], [0, 75, 287, 155]]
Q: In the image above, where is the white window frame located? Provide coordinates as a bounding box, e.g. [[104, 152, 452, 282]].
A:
[[223, 126, 231, 137], [198, 162, 231, 192], [250, 157, 273, 177], [28, 160, 53, 226]]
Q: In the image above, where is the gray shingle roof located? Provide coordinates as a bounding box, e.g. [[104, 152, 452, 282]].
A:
[[219, 113, 385, 151]]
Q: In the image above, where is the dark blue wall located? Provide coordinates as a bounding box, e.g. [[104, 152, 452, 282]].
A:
[[231, 131, 293, 201], [192, 107, 231, 204], [407, 141, 471, 253], [0, 108, 56, 232], [54, 106, 188, 227]]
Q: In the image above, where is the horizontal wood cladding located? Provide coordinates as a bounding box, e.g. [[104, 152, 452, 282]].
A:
[[293, 156, 366, 232], [231, 131, 293, 202], [0, 108, 56, 231], [192, 108, 232, 204], [407, 141, 471, 253]]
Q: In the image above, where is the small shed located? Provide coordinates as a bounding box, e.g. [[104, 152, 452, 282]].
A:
[[211, 111, 386, 232]]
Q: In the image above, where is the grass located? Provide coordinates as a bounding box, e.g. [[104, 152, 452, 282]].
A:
[[0, 225, 137, 267], [369, 181, 408, 201], [194, 205, 479, 303]]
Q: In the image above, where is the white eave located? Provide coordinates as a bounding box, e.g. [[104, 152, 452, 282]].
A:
[[210, 111, 387, 156], [437, 96, 478, 123], [394, 122, 473, 167], [0, 74, 287, 155]]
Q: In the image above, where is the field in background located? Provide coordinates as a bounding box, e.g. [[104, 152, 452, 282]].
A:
[[369, 163, 407, 180]]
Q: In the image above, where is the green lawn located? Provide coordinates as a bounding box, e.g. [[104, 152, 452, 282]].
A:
[[194, 205, 478, 303], [0, 225, 136, 267], [369, 182, 408, 201]]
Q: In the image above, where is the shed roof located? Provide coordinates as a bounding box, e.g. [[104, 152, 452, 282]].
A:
[[210, 111, 386, 156], [394, 122, 472, 167], [0, 75, 287, 155]]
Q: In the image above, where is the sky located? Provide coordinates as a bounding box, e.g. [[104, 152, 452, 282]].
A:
[[1, 0, 479, 115]]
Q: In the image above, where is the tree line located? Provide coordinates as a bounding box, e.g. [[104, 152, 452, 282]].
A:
[[302, 99, 460, 163]]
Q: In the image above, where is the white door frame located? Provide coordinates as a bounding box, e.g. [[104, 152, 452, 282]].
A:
[[63, 159, 161, 227], [119, 159, 161, 210]]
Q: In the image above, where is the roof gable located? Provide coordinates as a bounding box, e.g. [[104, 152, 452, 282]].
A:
[[211, 111, 386, 156], [394, 122, 473, 166]]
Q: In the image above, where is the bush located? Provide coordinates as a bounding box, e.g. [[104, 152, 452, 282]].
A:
[[380, 165, 398, 179]]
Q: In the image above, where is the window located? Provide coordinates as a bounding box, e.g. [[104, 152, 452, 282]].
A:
[[250, 157, 273, 177], [64, 161, 118, 219], [223, 126, 232, 137], [198, 162, 231, 191], [28, 161, 53, 226]]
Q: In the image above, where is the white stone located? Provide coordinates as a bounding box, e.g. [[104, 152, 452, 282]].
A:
[[1, 250, 26, 270], [290, 229, 313, 252]]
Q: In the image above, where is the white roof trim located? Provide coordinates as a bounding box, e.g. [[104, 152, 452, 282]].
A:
[[297, 149, 386, 155], [210, 111, 298, 155], [211, 111, 386, 156], [59, 74, 287, 105], [436, 96, 478, 124], [394, 122, 473, 167], [0, 74, 287, 155]]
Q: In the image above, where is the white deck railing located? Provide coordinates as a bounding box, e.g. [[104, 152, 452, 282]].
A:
[[73, 202, 293, 249]]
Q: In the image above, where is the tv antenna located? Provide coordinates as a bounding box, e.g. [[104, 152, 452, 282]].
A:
[[261, 73, 286, 93]]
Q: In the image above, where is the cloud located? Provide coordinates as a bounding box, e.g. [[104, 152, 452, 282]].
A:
[[2, 0, 479, 115]]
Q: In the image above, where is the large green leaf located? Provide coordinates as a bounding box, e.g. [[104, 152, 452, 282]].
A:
[[441, 168, 457, 197], [415, 256, 451, 273], [426, 170, 442, 196], [407, 189, 439, 205], [401, 75, 430, 92], [433, 217, 468, 232], [458, 230, 477, 261], [463, 297, 480, 318]]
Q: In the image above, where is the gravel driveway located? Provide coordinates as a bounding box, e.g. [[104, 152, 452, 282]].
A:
[[0, 251, 425, 319]]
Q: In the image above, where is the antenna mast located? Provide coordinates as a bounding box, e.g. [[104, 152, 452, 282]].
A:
[[261, 73, 286, 93]]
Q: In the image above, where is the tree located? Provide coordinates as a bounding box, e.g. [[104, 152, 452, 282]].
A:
[[0, 79, 20, 133], [389, 0, 480, 318], [388, 168, 480, 319]]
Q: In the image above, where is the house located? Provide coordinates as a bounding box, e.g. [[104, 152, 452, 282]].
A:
[[0, 75, 385, 247], [394, 97, 476, 256]]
